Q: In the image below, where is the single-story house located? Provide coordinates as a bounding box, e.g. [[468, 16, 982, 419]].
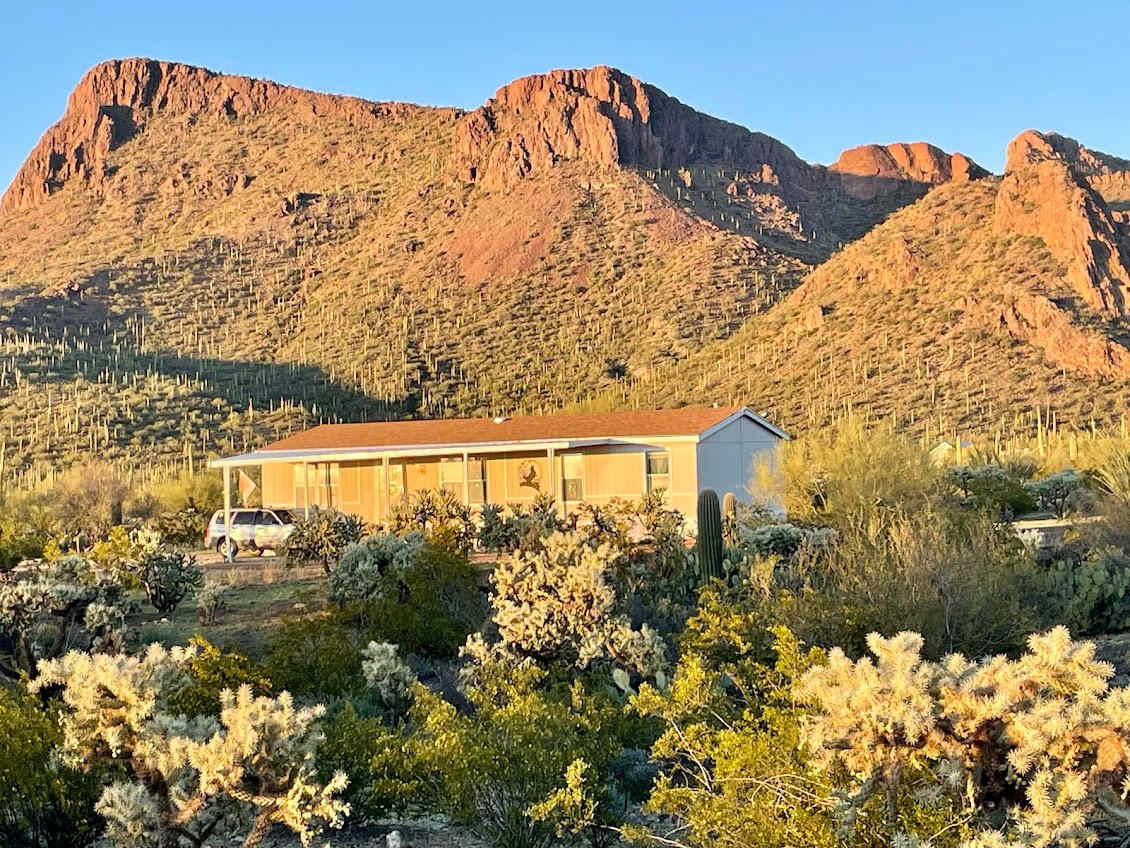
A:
[[208, 406, 787, 537]]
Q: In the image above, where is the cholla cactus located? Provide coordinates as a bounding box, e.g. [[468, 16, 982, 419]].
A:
[[0, 555, 136, 678], [798, 626, 1130, 847], [361, 641, 416, 708], [196, 580, 229, 625], [328, 531, 425, 605], [482, 531, 666, 678], [31, 645, 349, 848]]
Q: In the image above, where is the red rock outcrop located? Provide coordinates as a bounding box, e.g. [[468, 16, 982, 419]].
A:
[[980, 290, 1130, 377], [1, 58, 434, 215], [451, 66, 814, 191], [994, 130, 1130, 317], [831, 142, 987, 199]]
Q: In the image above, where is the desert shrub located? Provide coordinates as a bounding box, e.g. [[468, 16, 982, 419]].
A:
[[147, 506, 207, 547], [735, 521, 837, 560], [167, 636, 273, 718], [392, 657, 628, 848], [0, 518, 50, 571], [573, 494, 697, 639], [798, 627, 1130, 847], [505, 494, 568, 551], [283, 510, 365, 572], [471, 530, 667, 680], [478, 502, 513, 553], [316, 702, 406, 822], [0, 688, 106, 848], [1090, 448, 1130, 504], [128, 548, 203, 613], [0, 492, 59, 571], [195, 580, 229, 625], [388, 489, 475, 552], [1043, 546, 1130, 635], [328, 531, 426, 605], [358, 541, 485, 659], [31, 645, 348, 848], [86, 525, 159, 577], [734, 508, 1042, 660], [1026, 468, 1086, 517], [545, 626, 847, 848], [51, 461, 129, 546], [763, 416, 943, 525], [266, 611, 366, 697], [945, 463, 1037, 517], [0, 556, 136, 679]]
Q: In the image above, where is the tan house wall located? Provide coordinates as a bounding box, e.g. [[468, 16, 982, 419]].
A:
[[259, 439, 703, 524]]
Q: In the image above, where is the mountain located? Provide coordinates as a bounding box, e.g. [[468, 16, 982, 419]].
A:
[[4, 58, 1125, 482]]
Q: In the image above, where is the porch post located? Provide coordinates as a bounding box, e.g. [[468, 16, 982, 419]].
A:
[[547, 446, 562, 518], [303, 461, 310, 519], [383, 455, 391, 520], [462, 451, 470, 506], [222, 465, 233, 563]]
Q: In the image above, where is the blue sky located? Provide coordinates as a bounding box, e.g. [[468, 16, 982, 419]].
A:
[[3, 0, 1129, 192]]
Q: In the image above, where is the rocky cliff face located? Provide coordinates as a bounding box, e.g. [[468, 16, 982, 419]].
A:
[[451, 65, 816, 191], [981, 291, 1130, 378], [830, 142, 987, 199], [994, 129, 1130, 317], [0, 58, 431, 215]]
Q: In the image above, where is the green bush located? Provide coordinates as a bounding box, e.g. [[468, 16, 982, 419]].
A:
[[945, 463, 1036, 517], [478, 502, 513, 553], [334, 540, 485, 661], [283, 510, 366, 572], [389, 658, 628, 848], [0, 688, 105, 848], [265, 612, 366, 697], [1043, 546, 1130, 635], [317, 702, 406, 822], [736, 522, 836, 560], [167, 636, 273, 717]]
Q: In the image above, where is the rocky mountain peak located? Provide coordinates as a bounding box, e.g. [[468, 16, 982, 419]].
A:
[[0, 57, 430, 215], [450, 65, 812, 190], [995, 129, 1130, 317]]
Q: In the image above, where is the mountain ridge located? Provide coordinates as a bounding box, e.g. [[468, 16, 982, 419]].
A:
[[1, 58, 1128, 482]]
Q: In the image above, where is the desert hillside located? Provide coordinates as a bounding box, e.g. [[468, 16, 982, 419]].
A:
[[3, 58, 1129, 480]]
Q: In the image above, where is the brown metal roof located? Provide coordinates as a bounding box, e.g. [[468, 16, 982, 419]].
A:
[[262, 407, 745, 452]]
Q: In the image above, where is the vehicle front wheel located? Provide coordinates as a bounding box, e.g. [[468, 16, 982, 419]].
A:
[[216, 537, 238, 558]]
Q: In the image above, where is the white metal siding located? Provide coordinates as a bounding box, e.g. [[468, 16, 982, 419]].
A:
[[696, 414, 782, 505]]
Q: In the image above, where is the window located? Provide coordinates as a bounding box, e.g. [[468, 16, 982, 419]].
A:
[[233, 510, 258, 526], [440, 457, 486, 503], [323, 463, 341, 507], [646, 452, 670, 493], [562, 454, 584, 502], [439, 457, 463, 498]]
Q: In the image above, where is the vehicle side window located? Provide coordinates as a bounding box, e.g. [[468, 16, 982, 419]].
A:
[[261, 511, 281, 526], [233, 511, 257, 526]]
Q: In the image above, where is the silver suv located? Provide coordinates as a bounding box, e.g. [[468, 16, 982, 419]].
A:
[[204, 508, 295, 557]]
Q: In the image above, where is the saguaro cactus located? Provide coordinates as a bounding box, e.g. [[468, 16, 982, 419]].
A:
[[697, 489, 724, 582]]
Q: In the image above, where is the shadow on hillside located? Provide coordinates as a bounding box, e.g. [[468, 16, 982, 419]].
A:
[[0, 288, 415, 423]]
